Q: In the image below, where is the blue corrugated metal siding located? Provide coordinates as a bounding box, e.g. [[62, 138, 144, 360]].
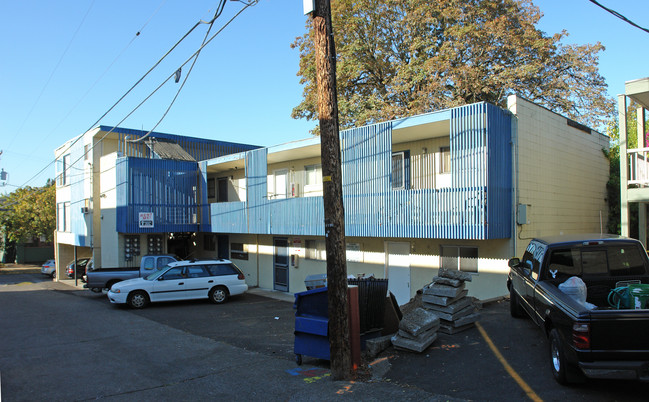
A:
[[104, 126, 259, 161], [116, 157, 201, 233], [485, 103, 512, 238], [209, 102, 512, 240], [246, 148, 267, 233], [198, 161, 211, 232]]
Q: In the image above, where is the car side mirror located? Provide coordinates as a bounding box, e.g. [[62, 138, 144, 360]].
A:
[[508, 258, 520, 268]]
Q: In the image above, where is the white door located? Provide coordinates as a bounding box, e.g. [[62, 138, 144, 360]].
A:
[[274, 169, 288, 199], [386, 242, 411, 306]]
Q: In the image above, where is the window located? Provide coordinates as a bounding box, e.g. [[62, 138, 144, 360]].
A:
[[306, 239, 326, 260], [162, 267, 184, 280], [142, 257, 155, 271], [305, 164, 322, 186], [57, 202, 65, 231], [186, 266, 209, 278], [440, 146, 450, 174], [206, 263, 240, 276], [391, 151, 410, 189], [57, 154, 71, 186], [157, 257, 176, 269], [231, 242, 248, 260], [608, 246, 646, 276], [346, 243, 362, 262], [208, 178, 216, 199], [441, 246, 478, 274]]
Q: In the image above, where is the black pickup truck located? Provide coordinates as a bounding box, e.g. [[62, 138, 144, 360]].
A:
[[507, 235, 649, 384]]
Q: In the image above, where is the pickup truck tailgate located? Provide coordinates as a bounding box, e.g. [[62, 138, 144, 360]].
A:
[[588, 309, 649, 359]]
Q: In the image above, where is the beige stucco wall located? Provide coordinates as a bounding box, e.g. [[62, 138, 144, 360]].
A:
[[508, 95, 610, 257], [229, 234, 512, 301]]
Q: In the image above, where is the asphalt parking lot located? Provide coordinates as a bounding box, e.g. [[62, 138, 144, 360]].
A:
[[1, 271, 647, 401]]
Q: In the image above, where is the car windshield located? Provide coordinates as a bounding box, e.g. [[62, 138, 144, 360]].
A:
[[145, 264, 172, 281]]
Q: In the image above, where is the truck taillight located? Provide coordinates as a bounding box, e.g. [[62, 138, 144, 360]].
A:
[[572, 323, 590, 349]]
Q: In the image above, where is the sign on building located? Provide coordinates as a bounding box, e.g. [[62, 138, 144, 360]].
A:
[[139, 212, 154, 228]]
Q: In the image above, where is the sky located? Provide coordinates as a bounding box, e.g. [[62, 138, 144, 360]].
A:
[[0, 0, 648, 195]]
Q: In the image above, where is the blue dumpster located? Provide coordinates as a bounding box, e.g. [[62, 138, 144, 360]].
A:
[[293, 287, 329, 365]]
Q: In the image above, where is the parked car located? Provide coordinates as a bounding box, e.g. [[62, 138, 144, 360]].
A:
[[41, 259, 56, 278], [508, 235, 649, 384], [107, 259, 248, 309], [66, 258, 91, 281]]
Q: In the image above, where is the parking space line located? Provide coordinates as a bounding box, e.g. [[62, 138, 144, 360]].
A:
[[476, 322, 543, 402]]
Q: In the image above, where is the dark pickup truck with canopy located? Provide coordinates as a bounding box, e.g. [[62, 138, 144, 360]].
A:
[[507, 235, 649, 384]]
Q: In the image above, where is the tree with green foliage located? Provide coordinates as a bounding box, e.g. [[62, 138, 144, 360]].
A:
[[0, 181, 55, 244], [292, 0, 614, 131], [604, 106, 643, 236]]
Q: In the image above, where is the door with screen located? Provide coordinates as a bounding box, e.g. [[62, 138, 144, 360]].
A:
[[274, 238, 289, 292]]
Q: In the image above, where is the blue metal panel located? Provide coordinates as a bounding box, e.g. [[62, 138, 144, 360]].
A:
[[485, 103, 513, 238], [198, 161, 211, 232], [116, 157, 201, 233], [103, 126, 260, 161], [245, 148, 267, 233], [208, 101, 512, 240]]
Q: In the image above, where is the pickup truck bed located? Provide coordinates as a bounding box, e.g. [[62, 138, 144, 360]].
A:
[[508, 235, 649, 384]]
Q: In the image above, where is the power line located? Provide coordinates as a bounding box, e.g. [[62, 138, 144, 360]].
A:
[[588, 0, 649, 34], [20, 4, 230, 189], [23, 0, 170, 162], [32, 1, 257, 190]]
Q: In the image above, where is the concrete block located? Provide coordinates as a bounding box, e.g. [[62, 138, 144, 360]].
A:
[[438, 323, 475, 335], [423, 304, 475, 322], [423, 283, 465, 298], [440, 312, 480, 328], [391, 331, 438, 353], [397, 324, 439, 341], [422, 290, 468, 306], [432, 276, 463, 287], [398, 307, 440, 337], [423, 296, 473, 315], [438, 268, 472, 282], [365, 334, 394, 358]]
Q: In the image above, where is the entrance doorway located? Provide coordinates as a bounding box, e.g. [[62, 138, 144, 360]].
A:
[[217, 235, 229, 260], [274, 237, 289, 291], [386, 241, 411, 306]]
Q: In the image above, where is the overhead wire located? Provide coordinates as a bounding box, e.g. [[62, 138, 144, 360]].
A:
[[34, 0, 257, 189], [20, 1, 242, 189], [588, 0, 649, 34], [24, 0, 169, 160]]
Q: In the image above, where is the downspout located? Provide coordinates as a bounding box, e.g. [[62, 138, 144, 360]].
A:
[[511, 109, 519, 259]]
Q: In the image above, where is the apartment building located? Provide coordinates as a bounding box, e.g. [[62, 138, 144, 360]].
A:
[[54, 95, 609, 302]]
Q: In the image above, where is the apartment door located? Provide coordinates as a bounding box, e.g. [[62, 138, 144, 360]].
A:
[[217, 235, 229, 260], [385, 241, 411, 306], [273, 169, 288, 199], [274, 238, 289, 291], [217, 177, 228, 202]]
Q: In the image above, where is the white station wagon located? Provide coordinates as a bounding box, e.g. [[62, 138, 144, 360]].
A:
[[107, 259, 248, 309]]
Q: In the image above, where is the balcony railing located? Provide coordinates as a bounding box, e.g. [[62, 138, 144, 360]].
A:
[[628, 148, 649, 186]]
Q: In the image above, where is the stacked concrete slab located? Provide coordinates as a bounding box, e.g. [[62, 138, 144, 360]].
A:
[[390, 307, 440, 352], [421, 268, 480, 334]]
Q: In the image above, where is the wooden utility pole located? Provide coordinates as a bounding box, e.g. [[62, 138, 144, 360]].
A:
[[310, 0, 351, 380]]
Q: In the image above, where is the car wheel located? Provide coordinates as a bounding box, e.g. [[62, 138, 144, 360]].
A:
[[510, 287, 525, 318], [105, 280, 120, 292], [51, 272, 56, 279], [127, 291, 149, 309], [549, 329, 569, 384], [296, 354, 302, 366], [209, 286, 229, 304]]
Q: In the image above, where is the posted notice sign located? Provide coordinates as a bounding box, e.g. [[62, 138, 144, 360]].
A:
[[139, 212, 154, 228]]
